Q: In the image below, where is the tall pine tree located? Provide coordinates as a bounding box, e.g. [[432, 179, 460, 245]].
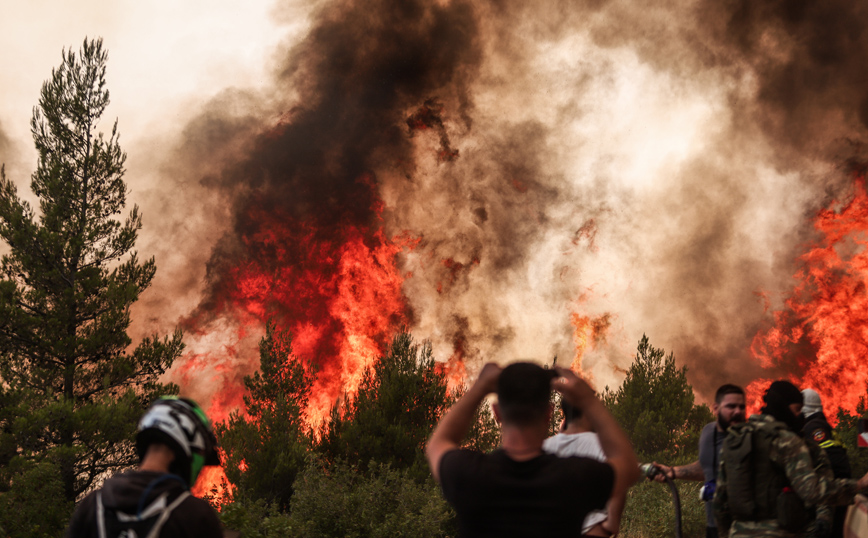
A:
[[0, 38, 183, 504]]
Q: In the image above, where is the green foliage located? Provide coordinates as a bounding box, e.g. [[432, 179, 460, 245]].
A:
[[834, 387, 868, 478], [287, 459, 454, 538], [601, 334, 712, 537], [0, 459, 73, 538], [0, 37, 182, 511], [219, 496, 295, 538], [603, 335, 712, 461], [620, 480, 707, 538], [316, 330, 452, 482], [462, 396, 500, 453], [216, 321, 316, 510]]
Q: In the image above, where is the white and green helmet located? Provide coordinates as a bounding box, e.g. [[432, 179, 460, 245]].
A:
[[136, 397, 220, 487]]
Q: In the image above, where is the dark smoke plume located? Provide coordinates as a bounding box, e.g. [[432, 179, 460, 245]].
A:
[[172, 0, 486, 395], [152, 0, 868, 405]]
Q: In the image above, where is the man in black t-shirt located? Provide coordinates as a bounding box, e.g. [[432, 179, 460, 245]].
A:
[[426, 363, 639, 537]]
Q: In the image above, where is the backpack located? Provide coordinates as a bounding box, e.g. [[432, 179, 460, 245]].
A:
[[95, 489, 190, 538], [722, 418, 808, 531]]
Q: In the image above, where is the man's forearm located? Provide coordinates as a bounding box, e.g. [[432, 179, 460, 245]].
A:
[[553, 368, 640, 489], [583, 399, 638, 475], [673, 461, 704, 481]]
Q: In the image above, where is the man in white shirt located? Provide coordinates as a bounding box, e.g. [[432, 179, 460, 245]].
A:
[[544, 399, 624, 537]]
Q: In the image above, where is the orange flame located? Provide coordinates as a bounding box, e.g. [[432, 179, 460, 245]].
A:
[[174, 183, 416, 503], [750, 172, 868, 421], [570, 312, 612, 377], [191, 466, 234, 509]]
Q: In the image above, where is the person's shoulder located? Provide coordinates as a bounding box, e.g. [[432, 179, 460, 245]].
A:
[[442, 447, 485, 461], [64, 490, 101, 538], [439, 448, 488, 477], [175, 494, 223, 537], [700, 421, 718, 438], [766, 424, 806, 457], [542, 433, 563, 452], [806, 425, 829, 444]]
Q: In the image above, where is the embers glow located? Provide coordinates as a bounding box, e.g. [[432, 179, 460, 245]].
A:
[[750, 172, 868, 420], [570, 312, 611, 377]]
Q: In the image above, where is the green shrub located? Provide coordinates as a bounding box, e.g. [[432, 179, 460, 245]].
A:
[[621, 480, 706, 538], [0, 460, 73, 538], [220, 496, 295, 538], [288, 459, 454, 538]]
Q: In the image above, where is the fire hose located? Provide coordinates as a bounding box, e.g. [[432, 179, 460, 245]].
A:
[[640, 463, 683, 538]]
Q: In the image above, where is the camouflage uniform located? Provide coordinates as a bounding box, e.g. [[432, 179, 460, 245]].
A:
[[713, 414, 861, 538]]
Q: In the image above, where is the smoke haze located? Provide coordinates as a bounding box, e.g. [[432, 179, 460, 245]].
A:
[[5, 0, 868, 409], [151, 0, 868, 406]]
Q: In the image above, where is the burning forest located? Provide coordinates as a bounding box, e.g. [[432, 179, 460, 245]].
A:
[[5, 0, 868, 508], [116, 0, 868, 496]]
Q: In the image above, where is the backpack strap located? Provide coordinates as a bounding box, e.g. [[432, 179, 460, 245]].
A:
[[144, 491, 191, 538], [96, 492, 107, 538], [95, 478, 191, 538]]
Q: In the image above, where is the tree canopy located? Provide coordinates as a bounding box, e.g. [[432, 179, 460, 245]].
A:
[[217, 322, 316, 509], [0, 38, 183, 516], [602, 334, 712, 461]]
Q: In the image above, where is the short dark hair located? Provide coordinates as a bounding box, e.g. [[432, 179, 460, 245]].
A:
[[497, 363, 554, 426], [715, 384, 745, 404], [560, 399, 583, 424]]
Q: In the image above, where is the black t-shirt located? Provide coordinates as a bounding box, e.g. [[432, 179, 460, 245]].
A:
[[64, 470, 223, 538], [439, 448, 615, 538]]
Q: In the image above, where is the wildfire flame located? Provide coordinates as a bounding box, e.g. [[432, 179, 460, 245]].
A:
[[749, 170, 868, 421], [570, 312, 612, 378], [177, 180, 415, 501]]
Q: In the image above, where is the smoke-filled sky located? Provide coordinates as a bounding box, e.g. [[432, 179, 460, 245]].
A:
[[3, 0, 868, 409]]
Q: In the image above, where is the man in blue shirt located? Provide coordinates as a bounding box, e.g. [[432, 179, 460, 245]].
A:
[[654, 384, 746, 538]]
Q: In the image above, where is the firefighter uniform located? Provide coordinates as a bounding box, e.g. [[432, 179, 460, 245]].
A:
[[713, 414, 862, 538], [803, 389, 852, 538]]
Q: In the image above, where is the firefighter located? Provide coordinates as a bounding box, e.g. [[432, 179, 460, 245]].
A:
[[713, 381, 868, 538], [802, 389, 853, 538]]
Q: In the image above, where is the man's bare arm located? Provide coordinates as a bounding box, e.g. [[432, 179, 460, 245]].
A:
[[652, 460, 704, 482], [600, 485, 628, 536], [426, 363, 501, 483], [552, 367, 640, 501]]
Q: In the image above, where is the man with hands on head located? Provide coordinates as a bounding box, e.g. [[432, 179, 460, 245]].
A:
[[426, 362, 640, 537]]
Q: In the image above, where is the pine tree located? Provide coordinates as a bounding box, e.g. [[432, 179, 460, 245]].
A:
[[217, 322, 316, 510], [0, 38, 183, 504], [317, 330, 454, 483], [602, 334, 712, 461]]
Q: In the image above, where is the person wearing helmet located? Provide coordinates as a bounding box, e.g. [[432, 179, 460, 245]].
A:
[[64, 397, 223, 538]]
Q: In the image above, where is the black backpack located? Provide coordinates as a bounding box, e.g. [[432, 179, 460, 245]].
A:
[[95, 488, 190, 538], [722, 419, 809, 532]]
